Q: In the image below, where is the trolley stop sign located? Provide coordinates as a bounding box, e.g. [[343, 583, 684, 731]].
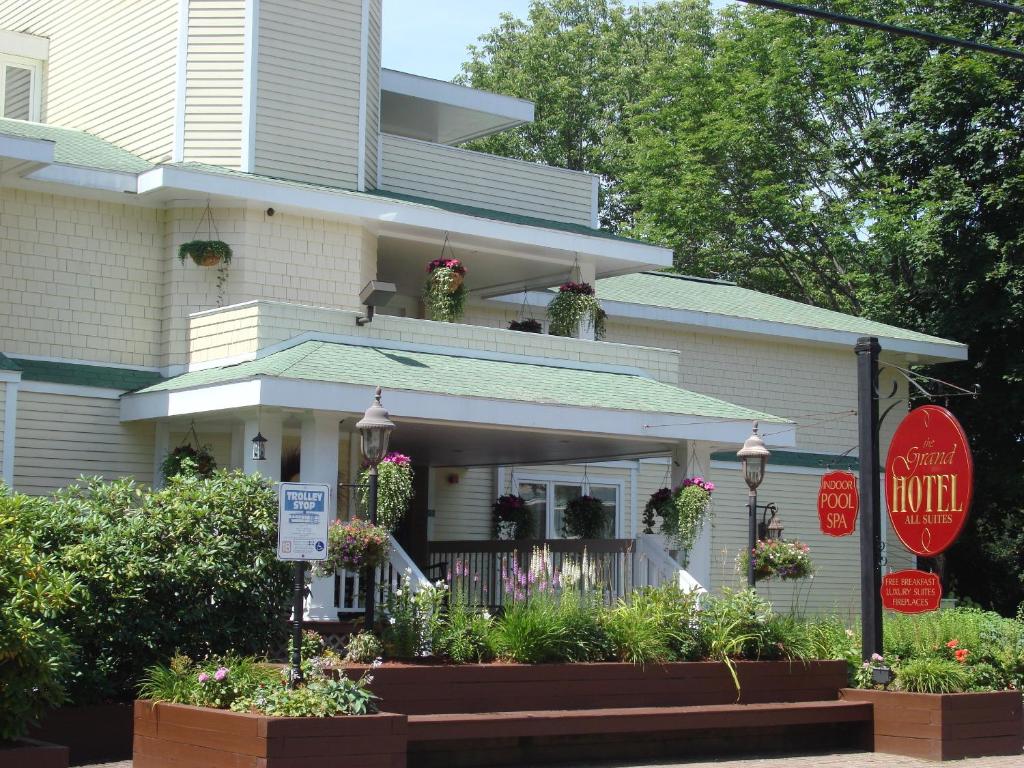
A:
[[817, 470, 858, 537], [277, 482, 330, 562], [882, 569, 942, 614]]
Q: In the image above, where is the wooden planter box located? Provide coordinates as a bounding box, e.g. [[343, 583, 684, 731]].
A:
[[0, 738, 69, 768], [841, 688, 1023, 760], [28, 702, 133, 765], [338, 660, 850, 714], [133, 700, 407, 768]]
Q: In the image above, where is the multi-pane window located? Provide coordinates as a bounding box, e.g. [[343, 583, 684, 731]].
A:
[[515, 477, 620, 539], [0, 55, 41, 121]]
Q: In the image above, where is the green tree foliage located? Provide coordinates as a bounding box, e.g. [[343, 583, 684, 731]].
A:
[[460, 0, 1024, 613], [7, 471, 292, 703], [0, 487, 76, 740]]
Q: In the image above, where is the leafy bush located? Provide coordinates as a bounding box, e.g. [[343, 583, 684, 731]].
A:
[[139, 653, 378, 717], [345, 632, 384, 664], [8, 471, 292, 703], [436, 601, 494, 664], [605, 586, 700, 663], [491, 596, 569, 663], [896, 657, 971, 693], [381, 573, 446, 658], [0, 489, 77, 741]]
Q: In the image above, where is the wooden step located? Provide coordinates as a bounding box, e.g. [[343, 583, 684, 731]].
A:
[[408, 699, 873, 741]]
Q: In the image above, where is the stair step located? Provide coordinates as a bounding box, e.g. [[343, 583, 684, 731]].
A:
[[408, 699, 873, 741]]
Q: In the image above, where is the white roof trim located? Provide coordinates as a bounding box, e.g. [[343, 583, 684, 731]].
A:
[[382, 68, 533, 125], [0, 132, 54, 177], [136, 164, 672, 266], [120, 377, 796, 448]]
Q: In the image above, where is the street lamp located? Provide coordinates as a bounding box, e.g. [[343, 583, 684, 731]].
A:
[[737, 422, 770, 587], [356, 386, 395, 631]]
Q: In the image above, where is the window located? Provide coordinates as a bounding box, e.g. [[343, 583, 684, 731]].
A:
[[514, 474, 621, 539], [0, 54, 41, 121]]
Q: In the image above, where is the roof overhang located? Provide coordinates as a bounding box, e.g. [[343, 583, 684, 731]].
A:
[[0, 133, 54, 178], [120, 376, 795, 466], [381, 69, 534, 145]]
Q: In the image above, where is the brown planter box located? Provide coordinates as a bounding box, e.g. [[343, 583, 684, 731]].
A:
[[841, 687, 1024, 760], [0, 738, 69, 768], [133, 700, 408, 768], [28, 702, 133, 765], [338, 660, 849, 714]]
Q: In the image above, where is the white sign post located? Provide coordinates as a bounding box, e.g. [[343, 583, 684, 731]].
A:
[[277, 482, 331, 686]]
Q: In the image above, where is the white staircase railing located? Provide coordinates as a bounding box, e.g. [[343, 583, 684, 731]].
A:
[[305, 535, 433, 621], [632, 534, 706, 595]]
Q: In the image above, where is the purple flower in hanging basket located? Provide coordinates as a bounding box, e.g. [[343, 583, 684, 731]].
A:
[[558, 280, 595, 296]]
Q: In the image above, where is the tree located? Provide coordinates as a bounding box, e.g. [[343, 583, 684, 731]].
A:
[[460, 0, 1024, 614]]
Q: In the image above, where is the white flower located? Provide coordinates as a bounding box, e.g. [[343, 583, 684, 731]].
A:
[[395, 589, 403, 596], [482, 611, 491, 621], [389, 616, 396, 625], [435, 580, 444, 588], [371, 657, 383, 668]]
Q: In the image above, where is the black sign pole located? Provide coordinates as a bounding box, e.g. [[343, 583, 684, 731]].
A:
[[855, 336, 883, 661], [290, 561, 305, 688]]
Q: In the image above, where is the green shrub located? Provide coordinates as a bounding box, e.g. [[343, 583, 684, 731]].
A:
[[345, 631, 384, 664], [804, 614, 860, 683], [896, 657, 971, 693], [7, 471, 292, 703], [436, 601, 494, 664], [605, 586, 700, 663], [0, 489, 77, 741], [381, 575, 446, 658], [491, 596, 568, 663]]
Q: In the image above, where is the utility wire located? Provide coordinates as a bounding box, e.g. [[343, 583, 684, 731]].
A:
[[735, 0, 1024, 60], [965, 0, 1024, 15]]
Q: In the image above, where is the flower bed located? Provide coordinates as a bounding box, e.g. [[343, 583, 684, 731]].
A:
[[840, 688, 1023, 760], [133, 701, 407, 768], [0, 739, 68, 768]]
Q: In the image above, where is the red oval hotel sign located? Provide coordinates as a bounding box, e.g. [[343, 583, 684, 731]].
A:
[[885, 405, 973, 556], [817, 470, 858, 537]]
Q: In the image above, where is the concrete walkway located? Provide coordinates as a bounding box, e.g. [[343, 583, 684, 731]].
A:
[[85, 753, 1024, 768]]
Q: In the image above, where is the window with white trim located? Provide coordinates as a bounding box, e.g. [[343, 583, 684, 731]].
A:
[[515, 474, 621, 539], [0, 54, 42, 121]]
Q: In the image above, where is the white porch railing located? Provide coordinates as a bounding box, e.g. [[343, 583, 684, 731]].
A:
[[633, 533, 707, 595], [305, 536, 432, 620]]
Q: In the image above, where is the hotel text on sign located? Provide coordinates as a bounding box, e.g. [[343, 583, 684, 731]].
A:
[[885, 405, 973, 556], [881, 569, 942, 614], [817, 470, 858, 537], [277, 482, 330, 562]]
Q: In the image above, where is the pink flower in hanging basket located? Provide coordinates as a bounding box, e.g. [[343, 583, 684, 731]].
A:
[[427, 257, 466, 275], [558, 280, 595, 296]]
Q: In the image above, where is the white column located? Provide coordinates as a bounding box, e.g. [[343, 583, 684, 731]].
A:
[[229, 422, 245, 470], [670, 441, 688, 488], [575, 260, 598, 340], [2, 378, 19, 487], [688, 441, 714, 589], [243, 412, 282, 482], [152, 421, 171, 489], [300, 412, 340, 500]]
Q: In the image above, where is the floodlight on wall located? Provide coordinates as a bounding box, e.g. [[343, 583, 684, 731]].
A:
[[356, 280, 398, 326]]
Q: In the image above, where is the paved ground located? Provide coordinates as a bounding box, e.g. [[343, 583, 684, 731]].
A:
[[83, 754, 1024, 768]]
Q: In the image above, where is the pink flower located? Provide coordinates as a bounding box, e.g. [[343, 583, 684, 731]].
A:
[[214, 666, 229, 681], [197, 672, 210, 683]]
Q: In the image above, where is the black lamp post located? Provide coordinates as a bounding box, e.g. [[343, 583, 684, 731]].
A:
[[737, 422, 770, 588], [356, 386, 395, 632]]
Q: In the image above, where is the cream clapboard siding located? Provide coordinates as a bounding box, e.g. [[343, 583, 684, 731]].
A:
[[253, 0, 363, 187], [380, 134, 597, 227], [432, 467, 495, 540], [182, 0, 246, 168], [0, 0, 177, 161], [0, 188, 166, 369], [363, 0, 381, 190], [13, 390, 154, 495]]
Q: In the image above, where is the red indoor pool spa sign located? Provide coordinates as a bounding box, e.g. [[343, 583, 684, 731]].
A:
[[817, 470, 858, 537], [885, 405, 974, 557]]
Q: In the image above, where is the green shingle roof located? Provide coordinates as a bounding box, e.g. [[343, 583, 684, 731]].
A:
[[0, 353, 20, 372], [711, 449, 858, 471], [170, 162, 650, 247], [11, 358, 164, 391], [137, 340, 789, 424], [598, 272, 964, 350], [0, 118, 152, 173]]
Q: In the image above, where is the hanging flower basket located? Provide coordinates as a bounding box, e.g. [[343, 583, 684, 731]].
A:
[[492, 494, 532, 540], [658, 477, 714, 563], [508, 318, 542, 333], [424, 258, 467, 322], [359, 452, 413, 532], [642, 487, 674, 534], [547, 281, 606, 339], [312, 518, 391, 576], [178, 240, 233, 268], [562, 494, 610, 539], [738, 538, 815, 582], [160, 444, 217, 481]]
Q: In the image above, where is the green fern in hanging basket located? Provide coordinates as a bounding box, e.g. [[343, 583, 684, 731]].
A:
[[562, 494, 611, 539], [508, 318, 542, 333], [161, 444, 217, 480], [178, 240, 233, 267], [424, 263, 467, 322], [547, 281, 606, 339]]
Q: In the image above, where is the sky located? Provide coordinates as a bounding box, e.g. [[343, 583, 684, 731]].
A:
[[381, 1, 734, 82]]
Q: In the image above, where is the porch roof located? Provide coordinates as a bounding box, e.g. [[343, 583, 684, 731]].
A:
[[122, 340, 795, 457]]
